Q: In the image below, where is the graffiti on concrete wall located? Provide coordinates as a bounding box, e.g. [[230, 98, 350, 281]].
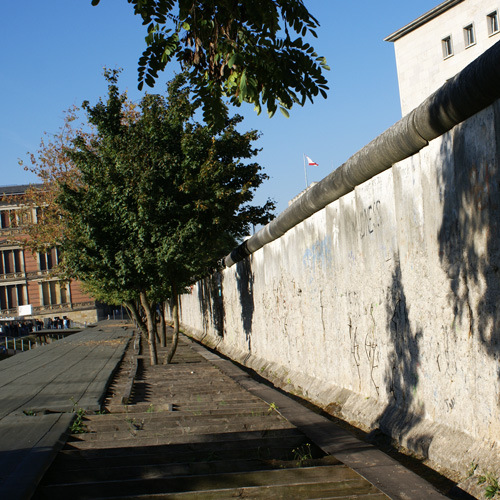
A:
[[302, 235, 332, 273], [359, 200, 382, 239]]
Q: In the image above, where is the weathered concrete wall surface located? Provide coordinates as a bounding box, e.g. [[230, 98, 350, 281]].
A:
[[174, 100, 500, 476]]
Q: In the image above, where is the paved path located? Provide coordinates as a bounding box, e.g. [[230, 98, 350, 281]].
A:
[[0, 321, 132, 500], [33, 329, 449, 500]]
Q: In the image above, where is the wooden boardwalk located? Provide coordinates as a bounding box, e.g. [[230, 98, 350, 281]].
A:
[[32, 328, 448, 500], [0, 322, 132, 500]]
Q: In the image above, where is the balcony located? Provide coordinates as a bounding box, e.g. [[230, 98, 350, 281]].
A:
[[0, 272, 26, 282], [0, 270, 55, 282], [0, 227, 24, 237], [0, 308, 19, 319], [25, 270, 51, 279], [0, 301, 96, 319], [32, 301, 96, 313]]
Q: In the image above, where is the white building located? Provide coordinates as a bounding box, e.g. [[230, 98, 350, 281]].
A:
[[385, 0, 500, 115]]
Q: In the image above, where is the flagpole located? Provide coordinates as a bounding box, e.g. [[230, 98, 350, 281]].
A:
[[303, 154, 308, 189]]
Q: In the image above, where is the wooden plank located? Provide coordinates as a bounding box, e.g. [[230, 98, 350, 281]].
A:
[[0, 327, 132, 418], [38, 465, 365, 499], [44, 480, 380, 500], [67, 428, 306, 450], [33, 331, 396, 500], [44, 454, 342, 484], [185, 336, 448, 500], [113, 488, 388, 500], [0, 412, 74, 500], [41, 457, 338, 484], [121, 356, 139, 405], [68, 420, 297, 443], [82, 413, 288, 432], [55, 435, 312, 463], [0, 323, 134, 499]]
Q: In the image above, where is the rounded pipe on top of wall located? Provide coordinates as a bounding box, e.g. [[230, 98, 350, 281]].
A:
[[224, 40, 500, 268]]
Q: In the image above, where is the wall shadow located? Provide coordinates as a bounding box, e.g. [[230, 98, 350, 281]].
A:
[[198, 272, 225, 337], [437, 105, 500, 376], [377, 263, 433, 457], [235, 256, 254, 349]]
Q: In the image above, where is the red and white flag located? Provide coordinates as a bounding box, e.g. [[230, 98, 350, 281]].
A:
[[306, 156, 318, 166]]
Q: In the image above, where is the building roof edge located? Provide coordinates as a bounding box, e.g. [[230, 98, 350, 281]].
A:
[[384, 0, 465, 42], [0, 183, 44, 196]]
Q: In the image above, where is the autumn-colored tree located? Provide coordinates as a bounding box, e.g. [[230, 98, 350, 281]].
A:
[[49, 71, 273, 364], [17, 106, 89, 255], [91, 0, 329, 128]]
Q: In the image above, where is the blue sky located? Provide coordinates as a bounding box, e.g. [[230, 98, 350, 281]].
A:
[[0, 1, 439, 214]]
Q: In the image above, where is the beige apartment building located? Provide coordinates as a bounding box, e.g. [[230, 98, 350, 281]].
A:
[[386, 0, 500, 115]]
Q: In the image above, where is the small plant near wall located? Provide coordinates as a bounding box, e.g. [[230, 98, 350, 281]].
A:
[[292, 443, 313, 467], [267, 402, 279, 415], [125, 417, 145, 433], [477, 472, 500, 499], [467, 462, 478, 477], [70, 398, 87, 434]]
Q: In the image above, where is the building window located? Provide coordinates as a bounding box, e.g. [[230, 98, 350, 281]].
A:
[[0, 249, 24, 275], [0, 284, 27, 311], [40, 281, 69, 306], [0, 208, 31, 229], [463, 24, 476, 47], [442, 36, 453, 59], [0, 210, 12, 229], [487, 11, 499, 36], [39, 248, 59, 272]]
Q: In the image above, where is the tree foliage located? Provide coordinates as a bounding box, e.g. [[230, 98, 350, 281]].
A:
[[91, 0, 329, 127], [18, 106, 89, 254], [52, 71, 274, 363]]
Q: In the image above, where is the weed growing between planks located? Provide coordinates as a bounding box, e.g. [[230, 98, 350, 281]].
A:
[[69, 397, 87, 434], [292, 443, 313, 467], [267, 402, 279, 415]]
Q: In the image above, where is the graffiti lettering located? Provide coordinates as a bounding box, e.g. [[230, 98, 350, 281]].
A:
[[359, 200, 382, 238]]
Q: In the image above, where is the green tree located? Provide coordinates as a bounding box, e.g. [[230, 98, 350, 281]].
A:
[[56, 71, 274, 364], [91, 0, 329, 127]]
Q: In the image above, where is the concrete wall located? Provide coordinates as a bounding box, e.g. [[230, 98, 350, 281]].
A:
[[173, 100, 500, 476], [392, 0, 500, 115]]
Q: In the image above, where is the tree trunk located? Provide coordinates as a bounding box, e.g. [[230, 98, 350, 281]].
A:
[[158, 303, 167, 348], [140, 292, 158, 365], [124, 300, 148, 338], [153, 307, 161, 345], [166, 284, 179, 364]]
